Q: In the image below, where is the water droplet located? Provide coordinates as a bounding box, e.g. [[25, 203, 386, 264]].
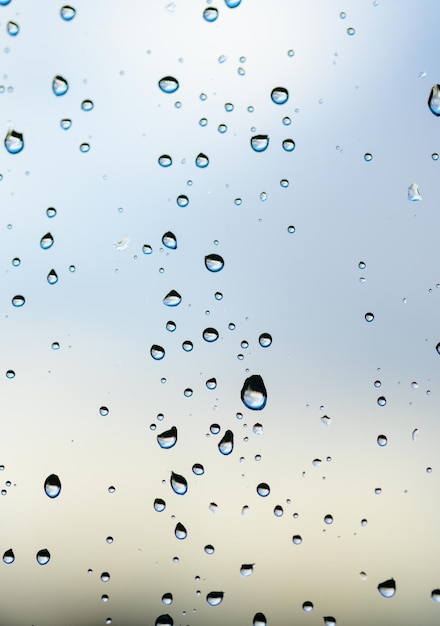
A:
[[271, 87, 289, 104], [170, 471, 188, 495], [364, 153, 373, 161], [206, 592, 224, 606], [46, 207, 57, 218], [324, 618, 337, 626], [204, 253, 224, 272], [44, 474, 61, 498], [52, 75, 69, 96], [258, 333, 272, 347], [324, 514, 333, 524], [36, 549, 50, 565], [81, 99, 94, 111], [163, 290, 182, 306], [377, 434, 388, 447], [431, 589, 440, 602], [302, 601, 314, 612], [196, 153, 209, 168], [282, 138, 295, 152], [273, 505, 284, 517], [154, 498, 166, 512], [47, 269, 58, 284], [218, 430, 234, 455], [377, 396, 387, 406], [292, 535, 302, 544], [158, 76, 179, 93], [365, 312, 374, 322], [60, 5, 76, 20], [347, 27, 355, 35], [428, 84, 440, 115], [100, 571, 110, 582], [199, 118, 208, 128], [60, 118, 72, 130], [158, 154, 172, 167], [225, 0, 241, 6], [412, 428, 419, 442], [253, 614, 267, 626], [203, 7, 219, 22], [206, 378, 217, 389], [256, 482, 270, 497], [12, 295, 25, 307], [240, 563, 254, 576], [192, 463, 204, 475], [408, 182, 422, 201], [210, 423, 221, 435], [12, 257, 21, 267], [79, 142, 90, 153], [160, 233, 177, 252], [432, 153, 439, 161], [161, 593, 173, 606], [176, 194, 189, 207], [101, 594, 109, 602], [3, 549, 14, 564], [251, 135, 269, 152], [241, 374, 267, 410], [157, 426, 177, 449], [174, 522, 187, 540], [378, 578, 396, 598], [150, 345, 165, 360], [6, 21, 19, 36], [183, 388, 193, 397], [4, 129, 24, 154], [40, 232, 54, 249], [155, 616, 173, 626], [203, 327, 219, 342], [166, 321, 176, 333]]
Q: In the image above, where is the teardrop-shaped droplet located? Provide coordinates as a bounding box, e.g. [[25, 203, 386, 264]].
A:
[[36, 549, 50, 565], [203, 7, 218, 21], [206, 592, 224, 606], [44, 474, 61, 498], [259, 333, 272, 347], [158, 76, 179, 94], [158, 154, 172, 167], [12, 295, 25, 307], [256, 482, 270, 497], [218, 430, 234, 455], [195, 153, 209, 168], [204, 254, 224, 272], [408, 182, 422, 201], [174, 522, 187, 539], [163, 290, 182, 307], [4, 129, 24, 154], [154, 498, 166, 512], [206, 377, 217, 389], [253, 613, 267, 626], [47, 269, 58, 284], [157, 426, 177, 449], [162, 231, 177, 249], [251, 135, 269, 152], [150, 344, 165, 360], [428, 84, 440, 115], [170, 471, 187, 495], [324, 617, 337, 626], [378, 578, 396, 598], [240, 563, 254, 577], [203, 327, 219, 342], [52, 75, 69, 96], [271, 87, 289, 104], [241, 374, 267, 410], [40, 232, 54, 249], [155, 615, 173, 626], [60, 5, 76, 20], [3, 549, 14, 564], [6, 21, 19, 36]]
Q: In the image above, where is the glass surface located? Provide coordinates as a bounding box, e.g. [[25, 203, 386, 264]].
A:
[[1, 1, 440, 624]]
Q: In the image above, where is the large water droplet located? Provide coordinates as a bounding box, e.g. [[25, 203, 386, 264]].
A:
[[47, 269, 58, 284], [60, 5, 76, 20], [302, 601, 314, 612], [6, 21, 19, 36], [196, 153, 209, 168], [163, 290, 182, 306], [378, 578, 396, 598], [256, 482, 270, 497], [157, 426, 177, 449], [428, 84, 440, 115], [251, 135, 269, 152], [154, 498, 166, 512], [203, 7, 218, 21], [4, 129, 24, 154], [240, 563, 254, 576], [218, 430, 234, 455], [170, 471, 187, 495], [253, 614, 267, 626], [205, 254, 224, 272], [206, 592, 224, 606], [158, 154, 172, 167], [271, 87, 289, 104], [408, 182, 422, 201], [431, 589, 440, 602], [206, 377, 217, 389], [162, 231, 177, 249], [52, 75, 69, 96], [324, 617, 337, 626], [158, 76, 179, 94], [176, 194, 189, 207], [40, 232, 54, 249], [155, 616, 173, 626], [162, 593, 173, 605], [150, 345, 165, 360], [174, 522, 187, 539], [203, 327, 219, 342], [241, 374, 267, 410], [36, 549, 50, 565], [259, 333, 272, 347], [44, 474, 61, 498], [3, 549, 14, 564], [12, 295, 25, 307]]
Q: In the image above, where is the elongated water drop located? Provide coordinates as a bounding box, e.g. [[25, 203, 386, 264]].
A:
[[241, 374, 267, 410], [52, 75, 69, 96], [162, 232, 177, 249], [174, 522, 187, 539], [205, 254, 224, 272], [251, 135, 269, 152], [44, 474, 61, 498], [40, 232, 54, 249], [157, 426, 177, 449], [206, 592, 224, 606], [163, 290, 182, 306], [218, 430, 234, 455], [378, 578, 396, 598], [408, 182, 422, 201], [240, 563, 254, 576], [271, 87, 289, 104], [4, 129, 24, 154], [158, 76, 179, 93], [253, 614, 267, 626], [36, 549, 50, 565], [170, 471, 187, 495], [3, 549, 14, 564], [428, 84, 440, 115]]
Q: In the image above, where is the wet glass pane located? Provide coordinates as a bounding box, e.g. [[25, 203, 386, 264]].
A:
[[2, 1, 440, 624]]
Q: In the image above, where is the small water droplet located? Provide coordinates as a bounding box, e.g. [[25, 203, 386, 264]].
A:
[[79, 142, 90, 153], [46, 207, 57, 218], [4, 129, 24, 154], [364, 152, 373, 161], [12, 295, 25, 307], [256, 482, 270, 497], [377, 396, 387, 406], [205, 253, 224, 272], [81, 99, 94, 111], [206, 592, 224, 606], [183, 388, 193, 397], [324, 514, 334, 524], [161, 593, 173, 605], [60, 118, 72, 130], [203, 327, 219, 342], [206, 378, 217, 389], [346, 27, 355, 35], [6, 21, 19, 36], [378, 578, 396, 598], [203, 7, 219, 22], [5, 370, 15, 379], [166, 321, 176, 333], [412, 428, 419, 442], [3, 549, 14, 564], [60, 5, 76, 20], [292, 535, 302, 544], [12, 257, 21, 267], [157, 426, 177, 449], [218, 430, 234, 455], [100, 571, 110, 582], [241, 374, 267, 410], [154, 498, 166, 512], [365, 312, 374, 322], [218, 123, 228, 133], [175, 522, 187, 539], [240, 563, 254, 576], [40, 232, 54, 249], [432, 152, 439, 161], [158, 154, 172, 167], [176, 194, 189, 207], [251, 135, 269, 152], [150, 345, 165, 360], [271, 87, 289, 104], [159, 76, 179, 93], [170, 471, 188, 495], [324, 618, 337, 626], [192, 463, 204, 475], [273, 505, 284, 517], [52, 75, 69, 96], [377, 434, 388, 447], [282, 138, 295, 152], [225, 0, 241, 6], [47, 269, 58, 284], [302, 601, 314, 612], [44, 474, 61, 498], [259, 333, 272, 347], [163, 290, 182, 306], [408, 182, 422, 202], [36, 549, 50, 565], [196, 153, 209, 168]]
